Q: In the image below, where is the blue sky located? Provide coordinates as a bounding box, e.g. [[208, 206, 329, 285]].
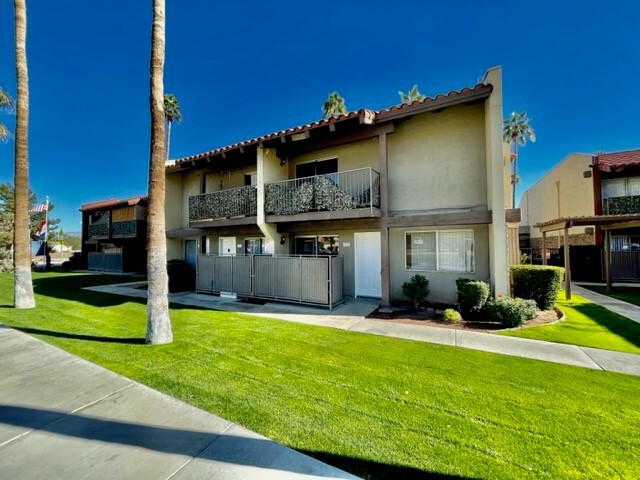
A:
[[1, 1, 639, 232]]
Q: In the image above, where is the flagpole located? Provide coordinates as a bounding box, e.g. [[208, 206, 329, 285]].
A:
[[44, 196, 49, 245]]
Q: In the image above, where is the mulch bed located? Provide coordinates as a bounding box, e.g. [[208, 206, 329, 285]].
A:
[[368, 306, 563, 331]]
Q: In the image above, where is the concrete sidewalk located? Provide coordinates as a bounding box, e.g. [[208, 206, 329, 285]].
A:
[[87, 283, 640, 377], [573, 284, 640, 324], [0, 326, 357, 480]]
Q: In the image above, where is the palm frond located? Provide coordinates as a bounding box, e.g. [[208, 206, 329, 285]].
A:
[[163, 93, 182, 124]]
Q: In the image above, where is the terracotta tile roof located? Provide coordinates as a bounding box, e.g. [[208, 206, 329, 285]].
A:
[[596, 149, 640, 172], [80, 196, 148, 212], [169, 83, 491, 167]]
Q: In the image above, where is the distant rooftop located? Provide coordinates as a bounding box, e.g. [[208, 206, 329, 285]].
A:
[[80, 196, 148, 212]]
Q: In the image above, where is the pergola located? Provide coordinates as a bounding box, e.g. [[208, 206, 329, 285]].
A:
[[534, 214, 640, 298]]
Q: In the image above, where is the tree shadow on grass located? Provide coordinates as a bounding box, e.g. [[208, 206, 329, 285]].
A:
[[568, 302, 640, 348], [11, 326, 145, 344]]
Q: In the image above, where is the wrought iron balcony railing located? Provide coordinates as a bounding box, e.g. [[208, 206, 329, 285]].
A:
[[265, 167, 380, 216], [603, 195, 640, 215], [189, 185, 257, 222]]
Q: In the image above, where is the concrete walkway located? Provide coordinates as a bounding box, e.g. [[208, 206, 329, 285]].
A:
[[573, 284, 640, 324], [0, 326, 357, 480], [87, 282, 640, 377]]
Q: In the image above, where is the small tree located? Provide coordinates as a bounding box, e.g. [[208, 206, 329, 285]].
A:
[[402, 274, 429, 310], [163, 93, 181, 160], [0, 87, 15, 143]]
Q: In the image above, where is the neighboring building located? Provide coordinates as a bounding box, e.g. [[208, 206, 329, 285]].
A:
[[80, 196, 148, 273], [519, 148, 640, 282], [165, 66, 515, 306]]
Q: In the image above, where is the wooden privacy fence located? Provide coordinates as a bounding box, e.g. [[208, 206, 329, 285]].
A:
[[197, 254, 344, 308]]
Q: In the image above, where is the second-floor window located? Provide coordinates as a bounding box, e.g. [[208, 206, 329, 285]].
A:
[[295, 158, 338, 178], [602, 177, 640, 201]]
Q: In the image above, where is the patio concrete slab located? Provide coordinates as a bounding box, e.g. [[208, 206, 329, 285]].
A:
[[455, 331, 603, 370], [0, 328, 357, 479], [581, 347, 640, 376]]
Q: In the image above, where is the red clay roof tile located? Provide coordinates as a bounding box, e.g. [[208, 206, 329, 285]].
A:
[[80, 196, 148, 212], [596, 149, 640, 172]]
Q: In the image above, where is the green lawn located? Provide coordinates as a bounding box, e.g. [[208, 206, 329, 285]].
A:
[[579, 284, 640, 307], [1, 273, 639, 479], [499, 292, 640, 354]]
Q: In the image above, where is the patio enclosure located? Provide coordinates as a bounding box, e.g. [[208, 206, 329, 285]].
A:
[[197, 254, 344, 308]]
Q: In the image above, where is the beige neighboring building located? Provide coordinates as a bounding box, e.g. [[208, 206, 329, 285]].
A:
[[520, 148, 640, 282], [519, 153, 596, 251], [165, 66, 516, 306]]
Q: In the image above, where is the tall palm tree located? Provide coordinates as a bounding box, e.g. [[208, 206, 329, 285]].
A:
[[0, 87, 15, 143], [12, 0, 35, 308], [398, 84, 425, 104], [163, 93, 181, 160], [146, 0, 172, 344], [321, 91, 347, 119], [503, 111, 536, 208]]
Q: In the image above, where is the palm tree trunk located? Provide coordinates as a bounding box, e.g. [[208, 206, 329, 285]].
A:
[[146, 0, 172, 344], [13, 0, 35, 309], [511, 141, 518, 209], [165, 119, 171, 161]]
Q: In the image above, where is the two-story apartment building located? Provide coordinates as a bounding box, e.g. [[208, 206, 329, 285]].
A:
[[80, 196, 148, 273], [520, 148, 640, 282], [165, 66, 514, 306]]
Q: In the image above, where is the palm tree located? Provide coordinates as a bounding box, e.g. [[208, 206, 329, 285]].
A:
[[12, 0, 35, 308], [0, 87, 15, 143], [146, 0, 172, 344], [163, 93, 181, 160], [503, 111, 536, 208], [321, 91, 347, 119], [398, 84, 425, 104]]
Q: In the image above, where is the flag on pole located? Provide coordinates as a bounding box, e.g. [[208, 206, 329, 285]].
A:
[[35, 219, 47, 239], [31, 202, 48, 213]]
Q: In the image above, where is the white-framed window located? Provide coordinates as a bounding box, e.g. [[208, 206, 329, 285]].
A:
[[405, 230, 474, 273], [602, 177, 640, 201]]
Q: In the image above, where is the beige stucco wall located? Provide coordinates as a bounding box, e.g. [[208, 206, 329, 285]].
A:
[[389, 225, 490, 304], [520, 153, 594, 242], [180, 170, 201, 229], [165, 173, 182, 231], [387, 104, 487, 213], [290, 137, 379, 174]]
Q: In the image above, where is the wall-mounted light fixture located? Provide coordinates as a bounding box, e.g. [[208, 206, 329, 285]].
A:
[[280, 235, 286, 245], [280, 157, 287, 166]]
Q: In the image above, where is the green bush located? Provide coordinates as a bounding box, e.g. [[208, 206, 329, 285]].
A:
[[401, 274, 429, 310], [486, 296, 538, 328], [511, 265, 564, 310], [443, 308, 462, 324], [456, 278, 490, 320]]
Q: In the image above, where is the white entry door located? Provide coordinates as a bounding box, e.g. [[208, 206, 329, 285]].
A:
[[355, 232, 381, 297], [219, 237, 236, 256]]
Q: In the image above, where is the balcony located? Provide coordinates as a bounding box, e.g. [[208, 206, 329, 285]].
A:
[[112, 219, 145, 238], [265, 167, 380, 221], [87, 222, 109, 239], [603, 195, 640, 215], [189, 185, 257, 225]]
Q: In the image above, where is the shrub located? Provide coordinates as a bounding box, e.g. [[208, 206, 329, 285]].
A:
[[511, 265, 564, 310], [486, 296, 538, 328], [456, 278, 490, 320], [443, 308, 462, 324], [401, 274, 429, 310]]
